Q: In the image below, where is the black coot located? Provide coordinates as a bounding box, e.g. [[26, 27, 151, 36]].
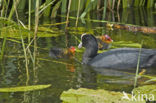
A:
[[78, 33, 156, 69]]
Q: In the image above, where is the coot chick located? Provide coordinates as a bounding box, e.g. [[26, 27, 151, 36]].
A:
[[49, 46, 76, 59], [78, 33, 156, 69], [96, 34, 113, 50]]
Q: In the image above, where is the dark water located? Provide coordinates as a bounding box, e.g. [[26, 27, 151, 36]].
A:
[[0, 8, 156, 103]]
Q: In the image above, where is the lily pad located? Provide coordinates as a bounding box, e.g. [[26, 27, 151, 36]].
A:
[[0, 84, 51, 92], [61, 88, 145, 103]]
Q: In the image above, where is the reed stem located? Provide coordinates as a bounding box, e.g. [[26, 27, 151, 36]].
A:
[[28, 0, 31, 30], [75, 0, 81, 27], [33, 0, 39, 76], [14, 0, 30, 85], [1, 35, 6, 60], [65, 0, 72, 28], [117, 0, 120, 11], [8, 0, 20, 20], [103, 0, 107, 20], [134, 41, 143, 88]]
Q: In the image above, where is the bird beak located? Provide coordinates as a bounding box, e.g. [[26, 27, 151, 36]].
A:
[[78, 42, 82, 48]]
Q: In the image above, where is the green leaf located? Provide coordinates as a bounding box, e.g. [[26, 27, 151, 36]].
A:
[[0, 84, 51, 92], [61, 88, 145, 103], [51, 1, 61, 18], [112, 41, 141, 48]]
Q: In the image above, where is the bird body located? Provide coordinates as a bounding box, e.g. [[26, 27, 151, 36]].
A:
[[78, 34, 156, 69]]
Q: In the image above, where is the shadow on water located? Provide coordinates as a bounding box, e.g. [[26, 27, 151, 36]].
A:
[[0, 8, 156, 103]]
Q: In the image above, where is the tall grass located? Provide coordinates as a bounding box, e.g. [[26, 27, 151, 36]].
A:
[[75, 0, 81, 27], [8, 0, 20, 20], [28, 0, 31, 43], [13, 0, 30, 85], [2, 0, 155, 21], [28, 0, 31, 30], [0, 34, 7, 60], [147, 0, 154, 8], [33, 0, 39, 77], [103, 0, 107, 19], [134, 41, 143, 88], [80, 0, 95, 18], [65, 0, 72, 28], [61, 0, 67, 14]]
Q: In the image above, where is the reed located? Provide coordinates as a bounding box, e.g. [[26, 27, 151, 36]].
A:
[[147, 0, 154, 8], [122, 0, 128, 8], [139, 0, 145, 6], [80, 0, 95, 18], [8, 0, 20, 20], [117, 0, 121, 11], [2, 0, 155, 23], [97, 0, 101, 10], [61, 0, 67, 14], [51, 1, 61, 18], [134, 41, 143, 88], [17, 0, 26, 10], [1, 0, 6, 17], [112, 0, 116, 10], [103, 0, 107, 19], [33, 0, 39, 76], [65, 0, 72, 28], [43, 0, 52, 17], [75, 0, 81, 27], [28, 0, 31, 43], [1, 34, 7, 60], [28, 0, 31, 30], [39, 0, 56, 15], [14, 0, 30, 85], [34, 0, 39, 36], [108, 0, 112, 9]]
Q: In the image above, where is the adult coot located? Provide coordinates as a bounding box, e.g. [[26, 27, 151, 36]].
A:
[[78, 33, 156, 69]]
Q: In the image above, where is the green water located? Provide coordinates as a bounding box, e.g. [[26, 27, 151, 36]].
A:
[[0, 8, 156, 103]]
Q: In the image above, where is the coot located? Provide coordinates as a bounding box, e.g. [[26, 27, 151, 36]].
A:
[[78, 33, 156, 69], [49, 46, 76, 59], [96, 34, 113, 50]]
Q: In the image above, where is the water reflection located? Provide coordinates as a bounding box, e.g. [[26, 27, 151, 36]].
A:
[[95, 8, 156, 27]]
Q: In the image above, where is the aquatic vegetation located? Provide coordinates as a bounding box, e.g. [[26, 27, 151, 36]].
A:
[[61, 88, 145, 103], [133, 85, 156, 101], [0, 0, 156, 103], [0, 84, 51, 92]]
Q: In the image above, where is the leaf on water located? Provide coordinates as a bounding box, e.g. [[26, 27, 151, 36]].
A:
[[0, 84, 51, 92], [0, 26, 33, 38], [61, 88, 145, 103], [112, 41, 141, 48], [0, 26, 63, 38], [145, 78, 156, 83], [67, 27, 94, 35], [38, 26, 58, 33], [39, 58, 73, 65], [133, 85, 156, 101], [43, 22, 67, 26]]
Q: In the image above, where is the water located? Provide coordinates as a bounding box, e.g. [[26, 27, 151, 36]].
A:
[[0, 8, 156, 103]]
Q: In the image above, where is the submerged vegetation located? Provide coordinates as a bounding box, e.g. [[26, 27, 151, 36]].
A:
[[0, 0, 156, 103]]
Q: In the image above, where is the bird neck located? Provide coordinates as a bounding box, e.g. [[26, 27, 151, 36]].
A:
[[82, 46, 98, 64]]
